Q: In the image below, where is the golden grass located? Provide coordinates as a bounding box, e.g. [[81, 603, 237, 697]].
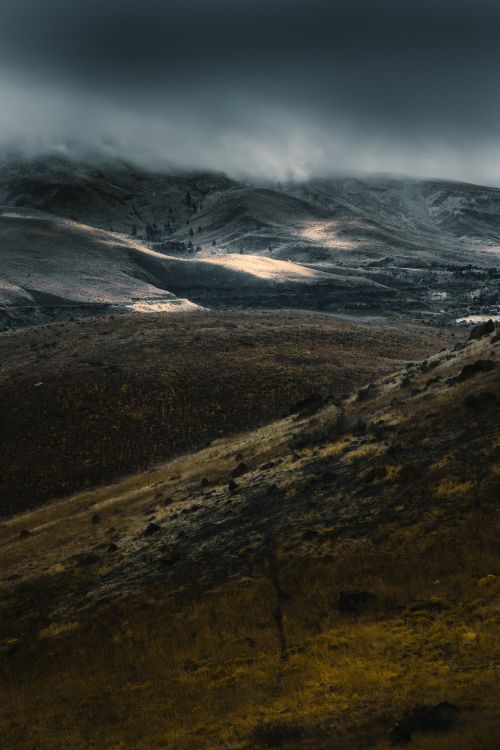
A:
[[0, 322, 497, 749], [344, 442, 385, 462], [436, 479, 474, 497], [38, 621, 81, 639], [0, 508, 498, 750]]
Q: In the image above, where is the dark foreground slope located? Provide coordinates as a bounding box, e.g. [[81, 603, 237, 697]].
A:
[[0, 311, 457, 513], [0, 324, 498, 750]]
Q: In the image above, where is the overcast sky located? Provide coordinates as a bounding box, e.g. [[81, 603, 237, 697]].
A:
[[1, 0, 499, 182]]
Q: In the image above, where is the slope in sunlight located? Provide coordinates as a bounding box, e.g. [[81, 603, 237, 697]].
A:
[[0, 208, 395, 329]]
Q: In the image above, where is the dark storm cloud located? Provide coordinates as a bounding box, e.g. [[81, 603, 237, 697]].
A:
[[1, 0, 500, 181]]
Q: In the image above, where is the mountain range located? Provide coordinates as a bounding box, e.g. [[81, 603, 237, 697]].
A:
[[0, 155, 499, 329]]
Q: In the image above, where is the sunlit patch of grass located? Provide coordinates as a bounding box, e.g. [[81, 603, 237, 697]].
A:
[[344, 442, 385, 462], [39, 621, 80, 639], [477, 574, 496, 587], [380, 413, 403, 429], [385, 463, 404, 481], [436, 478, 474, 497], [431, 454, 453, 471], [320, 437, 351, 457]]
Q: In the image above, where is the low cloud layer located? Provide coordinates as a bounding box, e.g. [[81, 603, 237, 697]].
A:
[[1, 0, 500, 183]]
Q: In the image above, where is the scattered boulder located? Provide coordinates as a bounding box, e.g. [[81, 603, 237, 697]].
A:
[[71, 552, 100, 567], [449, 359, 496, 385], [420, 358, 440, 373], [467, 319, 495, 342], [371, 421, 388, 440], [364, 466, 387, 482], [386, 443, 402, 457], [463, 390, 497, 409], [18, 529, 31, 539], [106, 543, 118, 553], [357, 383, 377, 402], [144, 522, 161, 536], [200, 478, 210, 488], [228, 479, 238, 493], [159, 545, 179, 567], [91, 513, 101, 524], [339, 591, 377, 614], [352, 417, 367, 434], [400, 375, 413, 389], [181, 504, 202, 515], [265, 483, 280, 495], [390, 702, 460, 745], [231, 462, 249, 478], [424, 376, 441, 390]]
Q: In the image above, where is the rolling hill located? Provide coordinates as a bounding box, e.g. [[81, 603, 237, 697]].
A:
[[0, 156, 499, 326], [0, 208, 395, 330], [0, 153, 236, 240]]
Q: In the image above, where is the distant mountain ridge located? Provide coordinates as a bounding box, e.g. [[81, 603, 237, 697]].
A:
[[0, 155, 498, 328]]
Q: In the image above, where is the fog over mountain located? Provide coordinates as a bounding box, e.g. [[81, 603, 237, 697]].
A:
[[1, 0, 500, 182]]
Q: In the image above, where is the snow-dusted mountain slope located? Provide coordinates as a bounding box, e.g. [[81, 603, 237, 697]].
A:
[[0, 208, 393, 329]]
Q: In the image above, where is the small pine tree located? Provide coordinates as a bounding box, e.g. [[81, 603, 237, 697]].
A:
[[189, 227, 194, 237]]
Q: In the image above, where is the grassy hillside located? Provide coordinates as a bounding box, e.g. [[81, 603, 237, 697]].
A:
[[0, 311, 456, 513], [0, 323, 497, 749]]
